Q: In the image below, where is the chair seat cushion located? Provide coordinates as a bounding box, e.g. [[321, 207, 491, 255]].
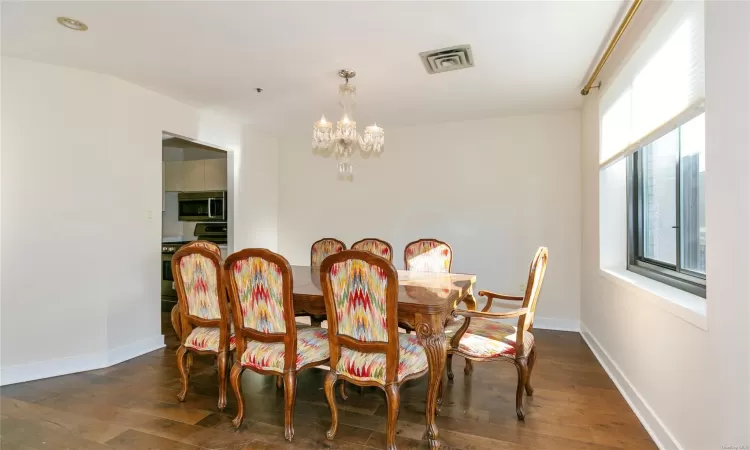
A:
[[445, 317, 534, 359], [337, 334, 428, 384], [241, 327, 329, 373], [184, 326, 236, 352]]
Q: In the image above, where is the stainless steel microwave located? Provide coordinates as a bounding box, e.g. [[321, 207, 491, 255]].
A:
[[178, 191, 227, 222]]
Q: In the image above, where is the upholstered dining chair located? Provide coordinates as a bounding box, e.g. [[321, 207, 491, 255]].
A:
[[172, 243, 234, 411], [171, 240, 222, 341], [311, 238, 346, 266], [444, 247, 548, 420], [224, 249, 330, 441], [320, 250, 429, 450], [404, 238, 453, 273], [351, 238, 393, 262]]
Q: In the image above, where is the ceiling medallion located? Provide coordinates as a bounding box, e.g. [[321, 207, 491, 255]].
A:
[[57, 17, 88, 31], [312, 69, 384, 181]]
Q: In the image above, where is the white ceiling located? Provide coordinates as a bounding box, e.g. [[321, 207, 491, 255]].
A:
[[2, 1, 624, 134]]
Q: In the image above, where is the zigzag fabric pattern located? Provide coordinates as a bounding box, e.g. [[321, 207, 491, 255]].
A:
[[241, 327, 329, 373], [179, 253, 221, 319], [184, 326, 236, 352], [405, 240, 451, 273], [329, 258, 389, 342], [232, 256, 286, 333], [311, 239, 345, 266], [352, 239, 392, 261], [184, 240, 221, 256], [337, 334, 428, 384]]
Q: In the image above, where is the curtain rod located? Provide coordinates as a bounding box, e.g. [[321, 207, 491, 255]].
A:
[[581, 0, 643, 95]]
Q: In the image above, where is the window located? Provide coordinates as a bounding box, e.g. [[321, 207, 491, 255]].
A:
[[627, 113, 706, 297]]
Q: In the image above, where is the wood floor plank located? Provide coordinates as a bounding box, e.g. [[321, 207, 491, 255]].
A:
[[105, 429, 202, 450]]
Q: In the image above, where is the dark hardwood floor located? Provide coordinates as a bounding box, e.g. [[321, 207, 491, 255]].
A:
[[0, 314, 656, 449]]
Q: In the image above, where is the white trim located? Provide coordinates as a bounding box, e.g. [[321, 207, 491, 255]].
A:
[[580, 323, 683, 450], [107, 335, 165, 366], [599, 268, 707, 330], [0, 335, 165, 386]]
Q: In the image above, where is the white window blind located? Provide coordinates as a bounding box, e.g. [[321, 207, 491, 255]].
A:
[[599, 0, 704, 168]]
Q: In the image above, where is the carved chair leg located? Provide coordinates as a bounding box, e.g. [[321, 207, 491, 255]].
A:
[[384, 384, 400, 450], [230, 363, 245, 429], [283, 371, 297, 442], [217, 351, 228, 411], [186, 352, 194, 374], [525, 347, 537, 396], [176, 345, 190, 402], [446, 354, 454, 380], [436, 378, 444, 415], [170, 305, 182, 340], [464, 358, 474, 376], [276, 375, 283, 389], [323, 371, 339, 440], [339, 381, 348, 401], [515, 358, 529, 420]]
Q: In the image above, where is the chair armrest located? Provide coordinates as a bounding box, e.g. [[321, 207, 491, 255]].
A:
[[454, 307, 529, 320], [477, 290, 524, 312]]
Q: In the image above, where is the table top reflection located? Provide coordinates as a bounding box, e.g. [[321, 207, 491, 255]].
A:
[[291, 265, 476, 314]]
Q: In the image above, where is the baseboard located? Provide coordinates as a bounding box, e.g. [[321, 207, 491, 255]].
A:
[[580, 323, 682, 450], [0, 335, 165, 386], [533, 316, 580, 332], [107, 335, 165, 366]]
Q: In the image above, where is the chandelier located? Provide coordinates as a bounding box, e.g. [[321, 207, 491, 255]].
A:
[[312, 69, 384, 181]]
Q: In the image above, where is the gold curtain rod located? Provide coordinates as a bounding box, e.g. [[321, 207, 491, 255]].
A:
[[581, 0, 643, 95]]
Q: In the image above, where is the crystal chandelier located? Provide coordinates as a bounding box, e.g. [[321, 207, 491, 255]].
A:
[[312, 69, 384, 181]]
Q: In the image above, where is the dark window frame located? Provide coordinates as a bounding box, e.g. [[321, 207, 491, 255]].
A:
[[626, 115, 706, 298]]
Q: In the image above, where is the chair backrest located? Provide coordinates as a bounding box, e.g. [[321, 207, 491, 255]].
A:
[[351, 238, 393, 262], [310, 238, 346, 266], [404, 238, 453, 273], [223, 249, 297, 370], [172, 245, 230, 345], [183, 240, 222, 257], [517, 247, 549, 337], [320, 250, 400, 384]]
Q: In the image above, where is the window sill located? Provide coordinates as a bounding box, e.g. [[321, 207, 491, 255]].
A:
[[599, 267, 708, 330]]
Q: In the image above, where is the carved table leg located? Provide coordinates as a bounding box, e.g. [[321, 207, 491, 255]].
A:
[[417, 315, 447, 450], [461, 291, 477, 376]]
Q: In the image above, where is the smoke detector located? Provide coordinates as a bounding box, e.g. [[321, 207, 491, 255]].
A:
[[419, 45, 474, 74]]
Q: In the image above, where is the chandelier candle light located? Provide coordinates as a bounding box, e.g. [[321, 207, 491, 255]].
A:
[[312, 69, 384, 180]]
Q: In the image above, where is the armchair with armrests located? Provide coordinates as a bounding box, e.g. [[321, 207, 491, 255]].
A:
[[444, 247, 548, 420]]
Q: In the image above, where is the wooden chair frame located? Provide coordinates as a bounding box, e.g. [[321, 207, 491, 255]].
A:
[[403, 238, 453, 272], [351, 238, 394, 262], [320, 250, 428, 450], [224, 248, 329, 441], [172, 244, 232, 411], [170, 240, 222, 341], [445, 247, 548, 420], [307, 238, 347, 326]]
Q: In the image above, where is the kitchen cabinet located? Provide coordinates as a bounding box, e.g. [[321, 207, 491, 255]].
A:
[[182, 160, 205, 192], [163, 159, 228, 192], [164, 161, 183, 192], [204, 159, 228, 191]]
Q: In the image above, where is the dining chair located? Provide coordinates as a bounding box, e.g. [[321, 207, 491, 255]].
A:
[[404, 238, 453, 273], [171, 240, 222, 341], [351, 238, 393, 262], [224, 249, 330, 441], [320, 250, 429, 449], [444, 247, 548, 420], [311, 238, 346, 266], [172, 243, 234, 411]]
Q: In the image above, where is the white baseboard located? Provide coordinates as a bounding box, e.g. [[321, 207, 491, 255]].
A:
[[533, 316, 580, 332], [0, 335, 165, 386], [580, 323, 682, 450], [107, 335, 165, 366]]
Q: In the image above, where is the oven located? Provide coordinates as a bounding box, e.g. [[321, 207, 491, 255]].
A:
[[178, 191, 226, 222]]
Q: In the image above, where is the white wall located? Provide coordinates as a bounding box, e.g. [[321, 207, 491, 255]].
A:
[[278, 112, 581, 330], [579, 2, 749, 448], [0, 57, 279, 384]]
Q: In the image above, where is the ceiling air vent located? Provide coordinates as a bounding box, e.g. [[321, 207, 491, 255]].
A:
[[419, 45, 474, 74]]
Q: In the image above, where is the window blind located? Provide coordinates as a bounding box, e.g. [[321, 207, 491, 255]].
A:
[[599, 0, 705, 168]]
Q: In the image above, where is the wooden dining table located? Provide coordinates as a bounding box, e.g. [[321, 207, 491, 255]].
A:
[[290, 265, 477, 450]]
